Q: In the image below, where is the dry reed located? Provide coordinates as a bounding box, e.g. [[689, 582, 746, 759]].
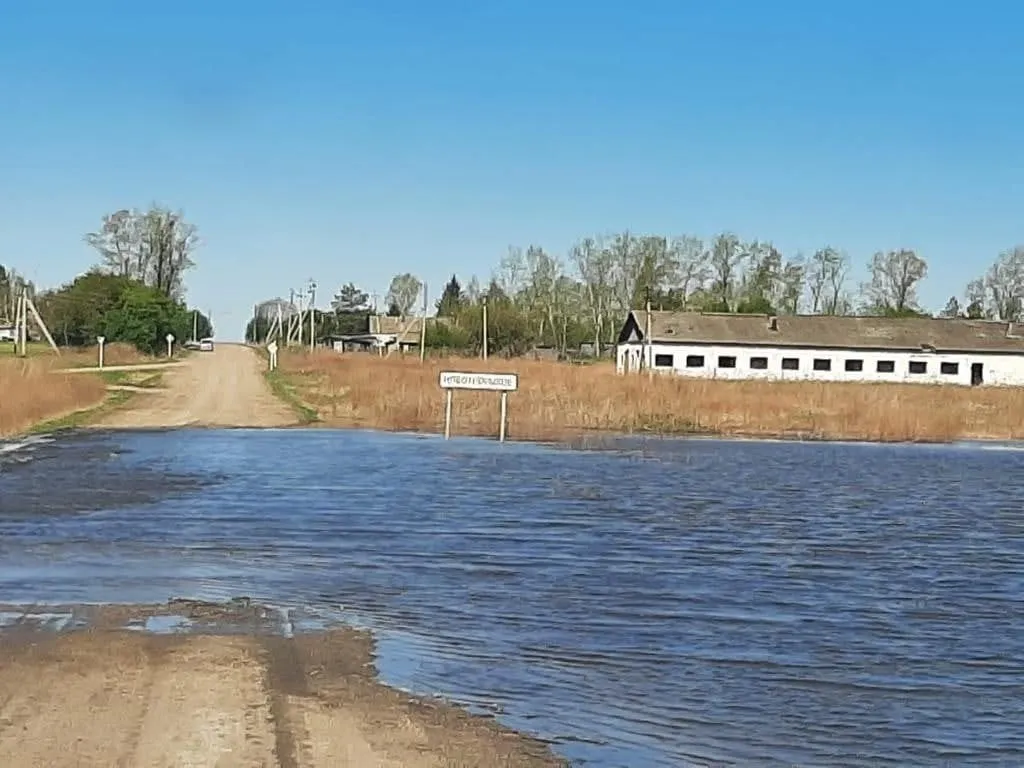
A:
[[279, 351, 1024, 443], [0, 357, 108, 438], [59, 342, 152, 368]]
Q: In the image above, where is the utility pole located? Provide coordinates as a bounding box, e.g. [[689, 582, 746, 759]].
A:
[[482, 295, 489, 361], [307, 279, 317, 353], [192, 310, 198, 343], [645, 287, 653, 379], [15, 290, 26, 357], [16, 288, 58, 356], [419, 281, 428, 363], [289, 290, 304, 346]]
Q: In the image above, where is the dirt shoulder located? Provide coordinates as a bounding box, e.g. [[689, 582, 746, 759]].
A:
[[0, 602, 564, 768], [91, 343, 297, 429]]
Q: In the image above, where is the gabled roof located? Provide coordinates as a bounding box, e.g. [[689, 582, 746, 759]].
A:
[[618, 310, 1024, 353]]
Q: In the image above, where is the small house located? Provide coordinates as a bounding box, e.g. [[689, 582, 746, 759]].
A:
[[330, 315, 425, 354], [616, 311, 1024, 387]]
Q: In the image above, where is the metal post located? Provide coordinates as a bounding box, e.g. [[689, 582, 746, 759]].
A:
[[443, 389, 453, 439], [419, 282, 428, 363], [499, 391, 508, 443]]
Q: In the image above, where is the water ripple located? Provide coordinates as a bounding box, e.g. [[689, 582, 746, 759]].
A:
[[1, 428, 1023, 766]]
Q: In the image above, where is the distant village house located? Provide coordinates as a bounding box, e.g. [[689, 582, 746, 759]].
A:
[[616, 310, 1024, 387], [329, 315, 425, 354]]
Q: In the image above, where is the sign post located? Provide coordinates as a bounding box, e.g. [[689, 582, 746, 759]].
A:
[[267, 340, 279, 371], [166, 333, 175, 358], [439, 371, 518, 442], [97, 336, 105, 369]]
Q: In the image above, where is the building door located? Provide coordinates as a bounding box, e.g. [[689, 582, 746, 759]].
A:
[[971, 363, 984, 386]]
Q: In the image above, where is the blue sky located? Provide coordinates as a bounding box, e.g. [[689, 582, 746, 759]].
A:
[[1, 1, 1021, 338]]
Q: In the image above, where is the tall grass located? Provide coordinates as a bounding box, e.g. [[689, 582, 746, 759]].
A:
[[279, 351, 1024, 443], [0, 358, 107, 437]]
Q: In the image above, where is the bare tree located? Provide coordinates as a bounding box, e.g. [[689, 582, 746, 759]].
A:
[[806, 247, 850, 315], [708, 232, 745, 311], [863, 248, 928, 314], [464, 275, 482, 304], [84, 209, 141, 277], [85, 206, 198, 299], [669, 236, 709, 306], [571, 236, 615, 352], [522, 246, 563, 344], [495, 247, 528, 300], [778, 255, 805, 314], [975, 247, 1024, 321], [739, 241, 782, 311], [385, 273, 423, 317], [964, 279, 988, 319]]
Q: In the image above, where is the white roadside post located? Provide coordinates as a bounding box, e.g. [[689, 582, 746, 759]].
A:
[[97, 336, 105, 369], [166, 333, 175, 358], [267, 340, 279, 371], [439, 371, 519, 442]]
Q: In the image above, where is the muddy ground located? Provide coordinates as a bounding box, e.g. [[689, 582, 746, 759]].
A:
[[0, 601, 565, 767]]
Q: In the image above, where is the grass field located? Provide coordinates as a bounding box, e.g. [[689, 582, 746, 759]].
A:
[[0, 357, 108, 438], [0, 343, 163, 437], [275, 350, 1024, 443]]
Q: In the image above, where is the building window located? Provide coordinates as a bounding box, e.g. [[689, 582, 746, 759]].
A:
[[685, 355, 705, 368], [941, 362, 959, 375], [654, 353, 673, 367], [877, 360, 895, 373], [781, 357, 799, 370], [844, 359, 864, 372], [909, 361, 927, 374], [813, 358, 831, 371], [718, 356, 737, 369], [750, 356, 768, 370]]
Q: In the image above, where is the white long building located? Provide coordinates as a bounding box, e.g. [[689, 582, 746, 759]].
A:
[[616, 311, 1024, 387]]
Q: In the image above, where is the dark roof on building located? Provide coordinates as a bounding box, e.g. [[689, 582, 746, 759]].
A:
[[618, 310, 1024, 353]]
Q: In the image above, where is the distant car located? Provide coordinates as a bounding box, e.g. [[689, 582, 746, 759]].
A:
[[199, 338, 214, 352]]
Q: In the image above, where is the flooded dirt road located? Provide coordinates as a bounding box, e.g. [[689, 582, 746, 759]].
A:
[[4, 423, 1024, 764], [91, 343, 296, 429], [0, 603, 562, 768]]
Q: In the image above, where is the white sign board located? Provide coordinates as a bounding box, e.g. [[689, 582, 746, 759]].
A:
[[166, 333, 175, 342], [439, 371, 518, 391]]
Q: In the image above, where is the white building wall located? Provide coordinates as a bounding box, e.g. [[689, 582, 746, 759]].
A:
[[617, 342, 1024, 386]]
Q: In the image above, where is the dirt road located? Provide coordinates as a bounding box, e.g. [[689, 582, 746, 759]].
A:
[[93, 343, 297, 428], [0, 603, 563, 768]]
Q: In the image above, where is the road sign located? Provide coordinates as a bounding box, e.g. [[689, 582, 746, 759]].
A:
[[166, 333, 175, 342], [439, 371, 518, 391], [439, 371, 517, 442]]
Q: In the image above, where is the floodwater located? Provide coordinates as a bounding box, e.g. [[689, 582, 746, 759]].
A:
[[2, 428, 1023, 767]]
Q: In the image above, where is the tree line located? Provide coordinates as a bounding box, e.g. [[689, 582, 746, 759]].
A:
[[248, 233, 1023, 357], [4, 206, 210, 355]]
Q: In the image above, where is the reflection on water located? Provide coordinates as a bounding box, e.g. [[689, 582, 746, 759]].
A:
[[2, 428, 1023, 767]]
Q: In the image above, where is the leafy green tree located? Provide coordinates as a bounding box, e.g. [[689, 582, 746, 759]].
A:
[[36, 270, 202, 353]]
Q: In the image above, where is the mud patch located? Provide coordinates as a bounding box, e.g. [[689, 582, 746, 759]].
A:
[[0, 600, 567, 768]]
